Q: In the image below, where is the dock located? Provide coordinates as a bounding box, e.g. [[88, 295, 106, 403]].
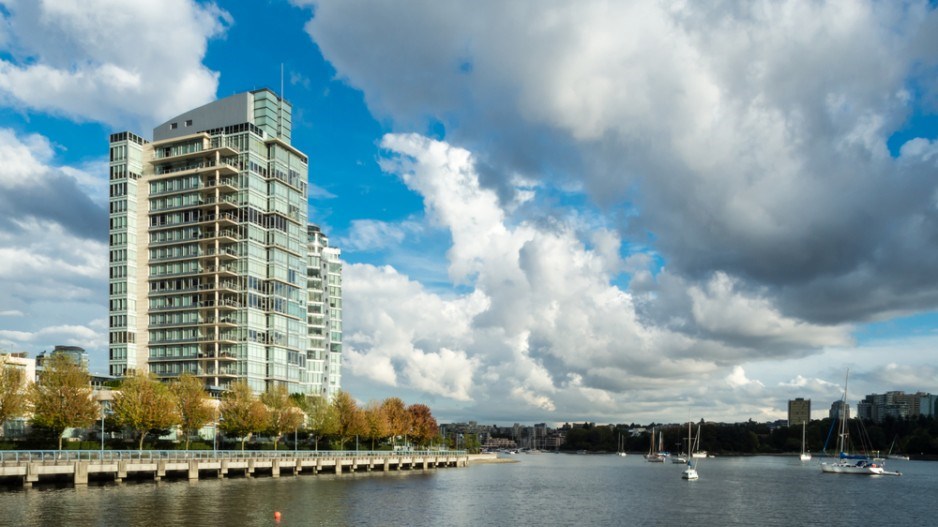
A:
[[0, 449, 469, 488]]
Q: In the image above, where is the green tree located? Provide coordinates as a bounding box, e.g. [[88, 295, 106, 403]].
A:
[[171, 373, 213, 450], [304, 395, 338, 450], [332, 390, 365, 449], [407, 403, 439, 447], [261, 385, 304, 450], [363, 400, 389, 450], [0, 355, 29, 433], [111, 372, 180, 450], [381, 397, 410, 448], [219, 382, 268, 450], [28, 354, 99, 450]]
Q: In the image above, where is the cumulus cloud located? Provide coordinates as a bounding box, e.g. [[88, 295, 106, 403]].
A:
[[0, 129, 108, 365], [337, 134, 854, 422], [300, 0, 938, 327], [294, 1, 938, 420], [0, 0, 230, 128]]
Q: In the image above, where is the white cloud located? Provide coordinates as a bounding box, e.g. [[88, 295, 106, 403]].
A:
[[0, 0, 230, 128], [301, 0, 938, 326], [337, 134, 860, 422], [340, 218, 420, 252], [0, 128, 108, 367]]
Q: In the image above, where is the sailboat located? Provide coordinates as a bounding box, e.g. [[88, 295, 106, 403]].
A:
[[617, 433, 628, 457], [671, 429, 688, 463], [681, 421, 699, 480], [645, 427, 665, 462], [691, 424, 707, 458], [886, 436, 909, 461], [820, 371, 900, 476], [800, 421, 812, 461]]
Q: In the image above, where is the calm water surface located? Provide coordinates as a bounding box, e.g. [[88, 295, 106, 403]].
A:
[[1, 454, 934, 526]]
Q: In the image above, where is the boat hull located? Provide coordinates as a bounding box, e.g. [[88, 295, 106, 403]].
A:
[[820, 462, 884, 475], [681, 468, 698, 480]]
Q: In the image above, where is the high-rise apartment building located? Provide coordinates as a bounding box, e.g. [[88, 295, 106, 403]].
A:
[[787, 397, 811, 426], [306, 224, 342, 399], [108, 89, 340, 396]]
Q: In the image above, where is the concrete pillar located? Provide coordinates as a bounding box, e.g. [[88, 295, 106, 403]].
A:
[[247, 459, 254, 478], [25, 462, 39, 487], [74, 461, 89, 486], [295, 458, 303, 476], [220, 459, 228, 478], [188, 460, 199, 481], [117, 461, 128, 483], [383, 459, 390, 472], [271, 460, 280, 478], [156, 460, 167, 481], [335, 461, 342, 475]]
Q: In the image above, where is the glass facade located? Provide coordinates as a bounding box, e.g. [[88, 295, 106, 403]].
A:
[[107, 89, 340, 396]]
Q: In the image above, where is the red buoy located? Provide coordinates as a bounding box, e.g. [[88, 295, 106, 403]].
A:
[[274, 511, 282, 521]]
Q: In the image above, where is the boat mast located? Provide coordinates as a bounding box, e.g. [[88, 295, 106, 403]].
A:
[[838, 370, 849, 455]]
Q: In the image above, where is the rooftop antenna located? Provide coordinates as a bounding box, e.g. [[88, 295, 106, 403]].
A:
[[279, 63, 284, 138]]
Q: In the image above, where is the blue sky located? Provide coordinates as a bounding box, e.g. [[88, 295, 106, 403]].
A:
[[1, 0, 938, 425]]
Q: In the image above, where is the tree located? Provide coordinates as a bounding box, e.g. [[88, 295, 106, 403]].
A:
[[171, 373, 214, 450], [382, 397, 410, 448], [111, 372, 180, 450], [304, 395, 338, 450], [261, 385, 304, 450], [407, 404, 439, 447], [362, 400, 389, 450], [332, 390, 365, 449], [0, 355, 29, 433], [28, 354, 99, 450], [219, 382, 268, 450]]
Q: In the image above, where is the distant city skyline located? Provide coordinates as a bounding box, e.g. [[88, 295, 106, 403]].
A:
[[1, 1, 938, 425]]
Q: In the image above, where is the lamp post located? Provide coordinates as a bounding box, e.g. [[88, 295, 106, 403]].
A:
[[100, 402, 106, 454], [213, 408, 219, 452]]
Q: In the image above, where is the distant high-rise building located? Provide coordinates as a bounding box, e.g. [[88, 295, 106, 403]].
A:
[[829, 400, 850, 421], [35, 345, 89, 377], [856, 391, 925, 423], [306, 224, 342, 400], [108, 89, 340, 396], [788, 397, 811, 426]]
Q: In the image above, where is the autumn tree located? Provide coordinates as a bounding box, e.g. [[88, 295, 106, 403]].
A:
[[261, 385, 305, 450], [332, 390, 365, 450], [171, 373, 214, 449], [0, 355, 30, 433], [29, 354, 99, 450], [363, 400, 389, 450], [219, 381, 268, 450], [111, 372, 180, 450], [382, 397, 410, 448], [407, 403, 439, 448], [304, 395, 338, 450]]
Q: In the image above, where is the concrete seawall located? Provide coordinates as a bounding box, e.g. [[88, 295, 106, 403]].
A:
[[0, 450, 469, 488]]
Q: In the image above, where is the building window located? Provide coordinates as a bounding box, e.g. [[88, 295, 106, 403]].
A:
[[171, 122, 178, 129], [185, 119, 193, 127]]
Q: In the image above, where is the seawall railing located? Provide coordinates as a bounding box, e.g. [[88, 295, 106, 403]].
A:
[[0, 449, 469, 488]]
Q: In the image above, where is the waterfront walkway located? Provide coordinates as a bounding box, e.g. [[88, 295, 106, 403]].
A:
[[0, 449, 469, 487]]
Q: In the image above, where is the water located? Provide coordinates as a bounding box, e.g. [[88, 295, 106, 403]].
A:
[[1, 454, 934, 526]]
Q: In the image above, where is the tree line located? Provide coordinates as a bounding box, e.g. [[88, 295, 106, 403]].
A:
[[559, 418, 938, 457], [1, 354, 440, 451]]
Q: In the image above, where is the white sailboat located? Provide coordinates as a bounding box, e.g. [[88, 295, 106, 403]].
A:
[[800, 421, 812, 461], [645, 427, 665, 462], [682, 421, 699, 480], [820, 371, 900, 476], [617, 433, 628, 457], [691, 423, 707, 458]]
